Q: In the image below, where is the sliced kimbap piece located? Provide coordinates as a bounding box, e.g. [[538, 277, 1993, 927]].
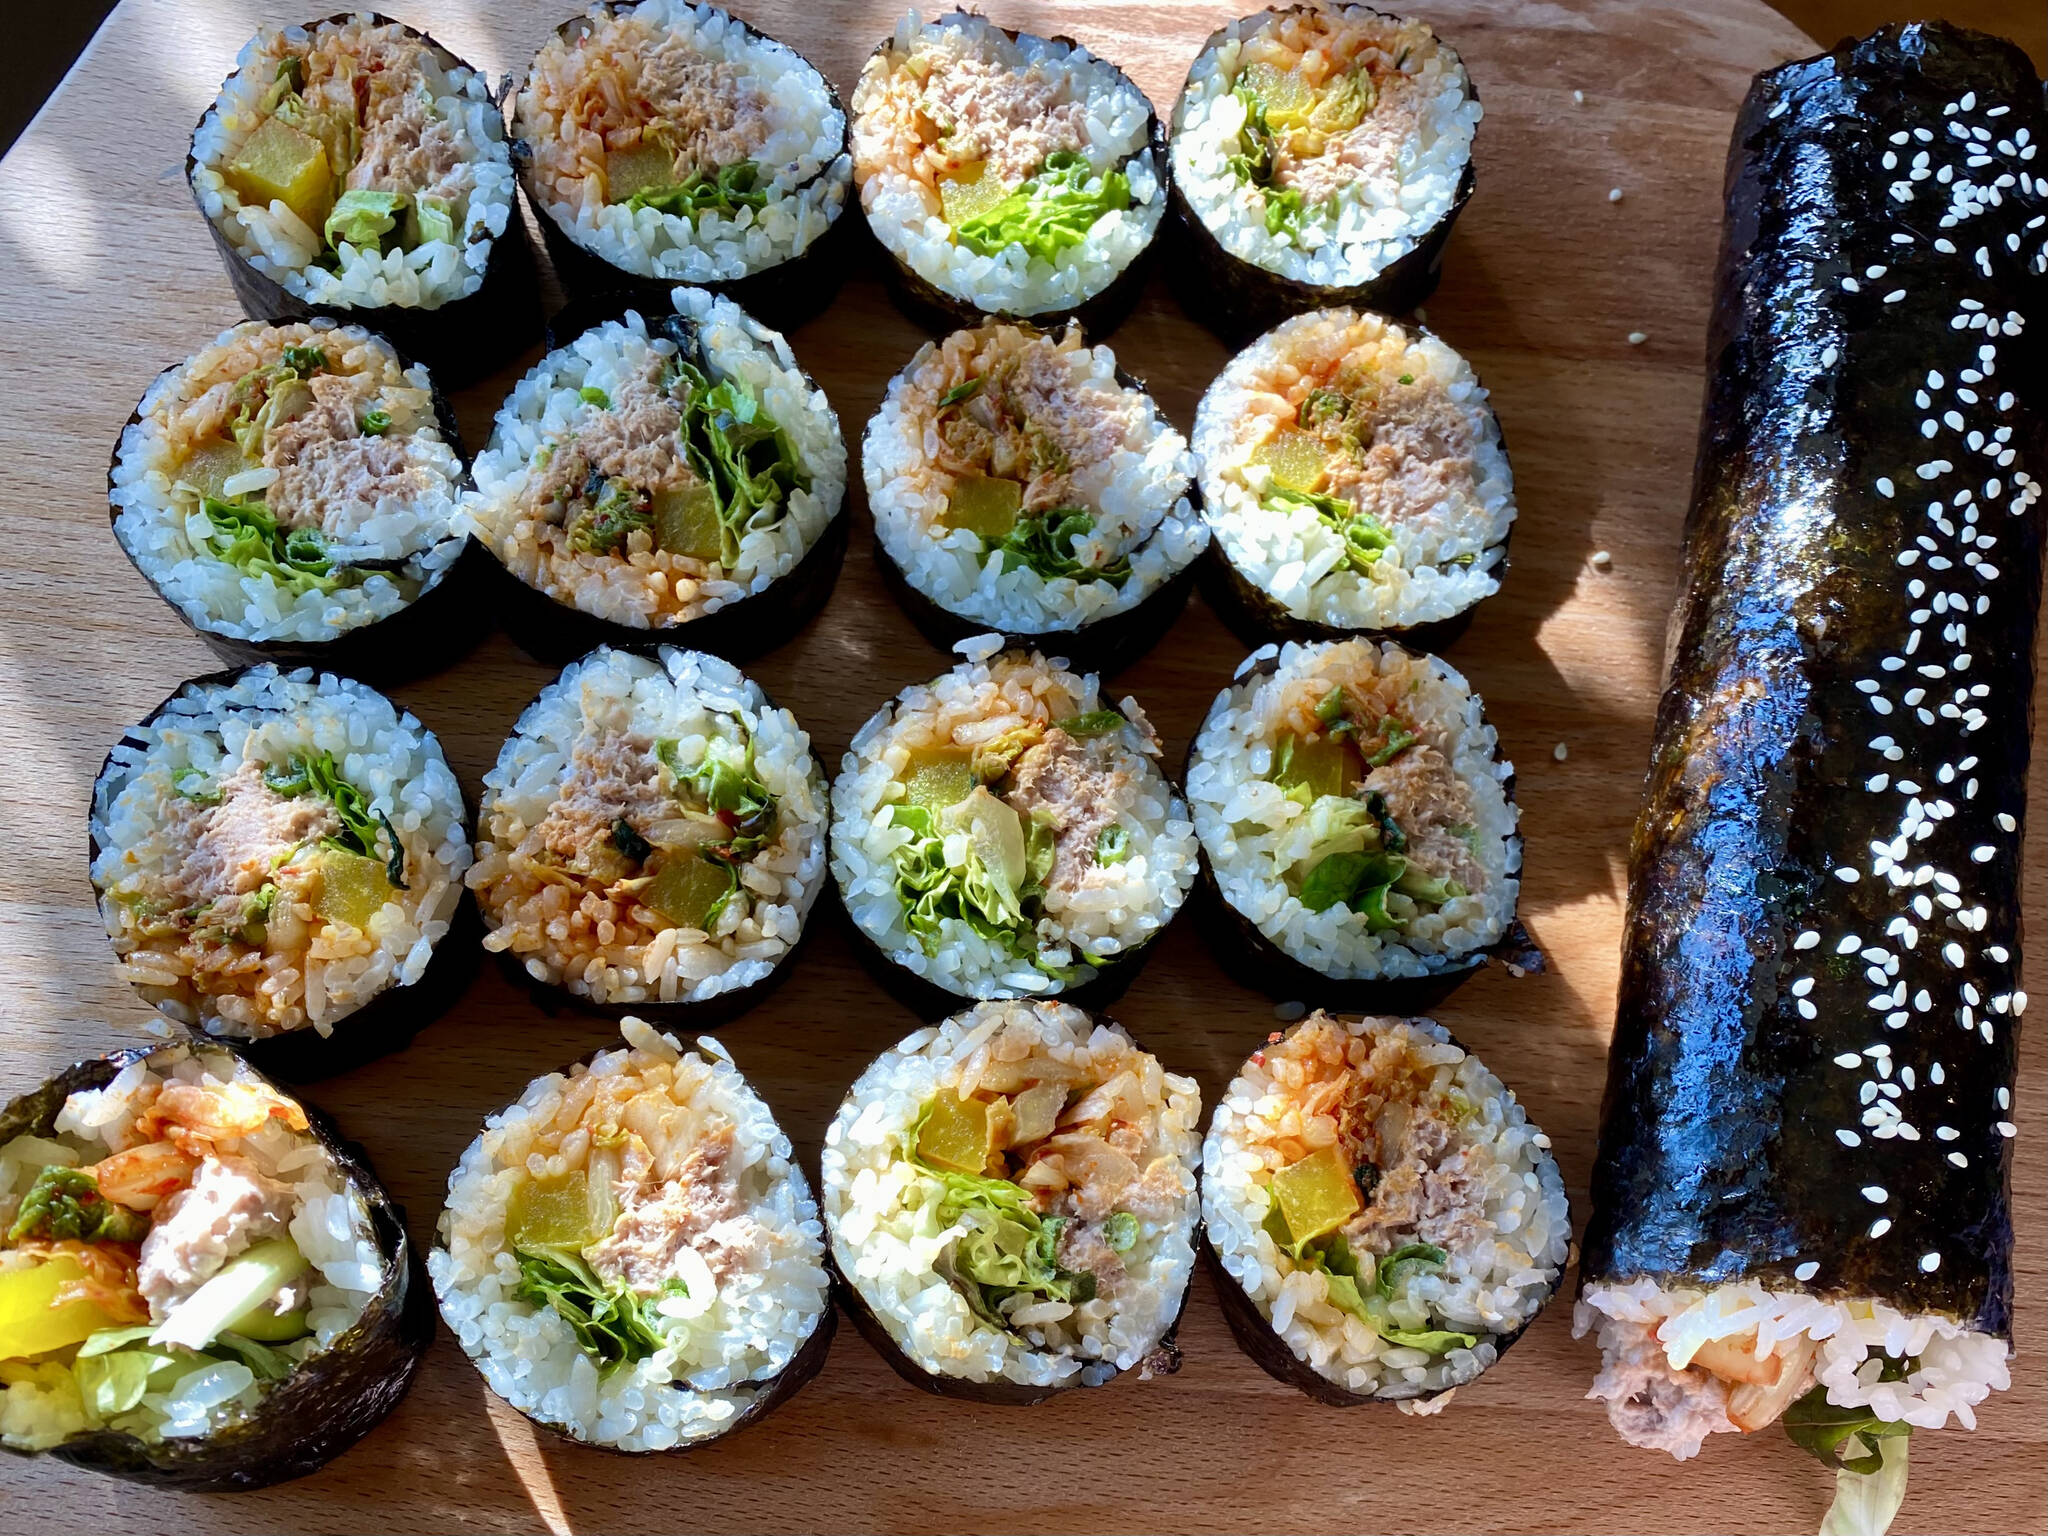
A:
[[462, 290, 848, 664], [1194, 307, 1514, 647], [1204, 1011, 1569, 1408], [0, 1039, 429, 1488], [470, 646, 827, 1023], [831, 638, 1198, 1017], [511, 1, 856, 331], [431, 1017, 833, 1450], [186, 14, 538, 386], [1186, 639, 1528, 1011], [864, 320, 1207, 673], [850, 11, 1167, 336], [1169, 6, 1479, 344], [89, 665, 474, 1081], [823, 999, 1200, 1402], [109, 318, 482, 683]]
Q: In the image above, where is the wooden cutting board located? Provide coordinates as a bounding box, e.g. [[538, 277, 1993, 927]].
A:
[[0, 1, 2039, 1532]]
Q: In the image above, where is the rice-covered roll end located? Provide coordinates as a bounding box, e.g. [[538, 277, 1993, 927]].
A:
[[1187, 639, 1527, 1010], [89, 666, 473, 1078], [823, 1000, 1201, 1401], [470, 646, 827, 1022], [186, 13, 538, 384], [851, 11, 1168, 336], [0, 1041, 428, 1489], [1195, 307, 1514, 644], [864, 321, 1207, 671], [1203, 1012, 1568, 1407], [432, 1018, 833, 1450], [831, 637, 1198, 1017], [1168, 5, 1479, 343]]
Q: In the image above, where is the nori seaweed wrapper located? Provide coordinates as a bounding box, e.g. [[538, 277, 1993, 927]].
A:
[[185, 14, 542, 390], [0, 1042, 432, 1489], [1581, 23, 2047, 1332]]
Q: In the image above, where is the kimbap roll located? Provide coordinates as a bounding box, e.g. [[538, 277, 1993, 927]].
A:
[[462, 291, 848, 664], [511, 1, 856, 331], [1203, 1012, 1568, 1408], [1186, 640, 1526, 1010], [831, 638, 1198, 1016], [89, 666, 473, 1080], [109, 319, 481, 682], [1193, 307, 1514, 646], [186, 14, 538, 386], [469, 646, 827, 1022], [431, 1017, 833, 1451], [1168, 7, 1479, 344], [863, 321, 1207, 673], [0, 1040, 429, 1488], [823, 1000, 1200, 1402], [850, 12, 1167, 336]]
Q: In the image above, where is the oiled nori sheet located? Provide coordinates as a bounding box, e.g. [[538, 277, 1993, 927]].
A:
[[1581, 23, 2047, 1330], [0, 1045, 431, 1489]]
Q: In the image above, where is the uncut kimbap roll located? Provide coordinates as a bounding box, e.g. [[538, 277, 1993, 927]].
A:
[[864, 321, 1207, 673], [1168, 6, 1479, 345], [186, 14, 537, 386], [1186, 640, 1525, 1010], [511, 1, 856, 330], [1204, 1012, 1568, 1408], [470, 646, 827, 1023], [89, 666, 473, 1080], [850, 11, 1168, 336], [109, 319, 481, 682], [462, 290, 848, 664], [831, 638, 1198, 1016], [0, 1040, 429, 1489], [823, 1000, 1200, 1402], [1194, 308, 1514, 646], [431, 1017, 833, 1451]]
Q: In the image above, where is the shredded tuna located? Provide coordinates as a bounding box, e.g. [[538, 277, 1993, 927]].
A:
[[136, 1154, 296, 1317], [859, 39, 1085, 192], [1587, 1317, 1738, 1459], [621, 45, 772, 181], [159, 761, 338, 908], [350, 67, 467, 198], [518, 729, 668, 880], [265, 372, 441, 532], [1005, 728, 1131, 892], [526, 367, 695, 515], [1361, 744, 1484, 890], [1315, 373, 1481, 528], [1054, 1217, 1127, 1297], [585, 1124, 754, 1291]]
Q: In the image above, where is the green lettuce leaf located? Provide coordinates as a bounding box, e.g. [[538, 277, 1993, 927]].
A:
[[953, 151, 1130, 264]]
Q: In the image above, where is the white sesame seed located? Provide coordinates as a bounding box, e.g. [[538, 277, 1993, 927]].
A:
[[1608, 187, 1624, 202], [1997, 1121, 2017, 1137], [1572, 88, 1585, 105], [1862, 1186, 1888, 1203], [1590, 549, 1612, 568], [1937, 1125, 1960, 1141], [1834, 1052, 1862, 1068], [1949, 1152, 1969, 1168], [1795, 931, 1819, 950], [1834, 867, 1860, 883], [1552, 742, 1568, 761], [1997, 1088, 2010, 1109], [1791, 977, 1815, 997], [1626, 331, 1647, 345], [1920, 1252, 1941, 1273], [1996, 812, 2016, 831], [1797, 999, 1817, 1020], [1795, 1261, 1820, 1281], [1932, 1063, 1945, 1083], [1876, 476, 1896, 497]]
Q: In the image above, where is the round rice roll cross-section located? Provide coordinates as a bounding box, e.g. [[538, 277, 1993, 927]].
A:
[[89, 666, 473, 1074], [461, 290, 848, 663], [0, 1039, 428, 1489], [864, 321, 1207, 672], [1194, 308, 1515, 643], [1168, 7, 1480, 342], [823, 1000, 1201, 1401], [850, 11, 1168, 335], [185, 14, 536, 384], [830, 637, 1198, 1015], [512, 1, 855, 326], [469, 645, 828, 1021], [431, 1018, 833, 1452], [1187, 639, 1523, 1009], [1204, 1012, 1569, 1408], [108, 318, 480, 680]]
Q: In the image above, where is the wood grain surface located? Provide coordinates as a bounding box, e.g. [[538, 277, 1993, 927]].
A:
[[0, 1, 2042, 1532]]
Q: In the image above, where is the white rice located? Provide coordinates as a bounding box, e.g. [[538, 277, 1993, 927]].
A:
[[863, 322, 1207, 634], [1204, 1014, 1569, 1401], [0, 1043, 382, 1451], [88, 666, 471, 1039], [830, 637, 1198, 998], [1193, 308, 1514, 631], [851, 11, 1165, 317], [431, 1019, 831, 1450], [1170, 6, 1478, 288], [514, 0, 851, 282], [109, 319, 467, 645], [461, 291, 845, 629], [189, 15, 516, 311], [1187, 639, 1519, 979], [469, 646, 826, 1007], [821, 1001, 1201, 1390]]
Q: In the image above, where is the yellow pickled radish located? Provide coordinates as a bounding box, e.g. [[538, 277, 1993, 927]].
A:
[[605, 138, 676, 204], [1241, 60, 1315, 126], [916, 1093, 992, 1175], [176, 438, 252, 500], [1269, 1144, 1361, 1244], [505, 1168, 595, 1249], [0, 1255, 117, 1361], [224, 116, 333, 233], [938, 162, 1009, 227], [653, 482, 723, 561], [1274, 731, 1366, 801], [641, 853, 734, 931], [901, 747, 975, 815], [940, 472, 1022, 540], [1251, 427, 1331, 493], [314, 849, 394, 932]]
